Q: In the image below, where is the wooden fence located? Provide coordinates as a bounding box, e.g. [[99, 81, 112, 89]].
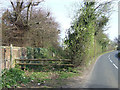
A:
[[1, 44, 27, 70], [15, 59, 74, 68], [1, 45, 74, 70]]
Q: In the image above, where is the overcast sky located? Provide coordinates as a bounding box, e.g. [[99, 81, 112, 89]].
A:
[[0, 0, 119, 41]]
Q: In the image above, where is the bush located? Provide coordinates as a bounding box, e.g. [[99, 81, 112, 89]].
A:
[[1, 68, 31, 88], [26, 47, 53, 59]]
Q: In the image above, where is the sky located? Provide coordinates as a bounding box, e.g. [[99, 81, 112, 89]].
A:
[[43, 0, 119, 41], [0, 0, 119, 42]]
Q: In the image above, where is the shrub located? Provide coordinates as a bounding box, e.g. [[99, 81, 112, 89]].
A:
[[27, 47, 34, 59], [1, 68, 31, 88], [26, 47, 53, 59]]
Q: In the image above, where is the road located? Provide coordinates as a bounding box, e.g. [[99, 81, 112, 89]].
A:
[[85, 51, 119, 88]]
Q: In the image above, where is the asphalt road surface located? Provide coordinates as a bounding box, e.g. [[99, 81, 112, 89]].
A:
[[85, 51, 119, 88]]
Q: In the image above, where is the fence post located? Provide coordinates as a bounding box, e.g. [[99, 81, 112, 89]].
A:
[[10, 44, 13, 68], [4, 48, 6, 69], [0, 46, 2, 73]]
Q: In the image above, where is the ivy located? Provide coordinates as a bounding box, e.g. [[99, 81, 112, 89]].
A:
[[64, 1, 112, 66]]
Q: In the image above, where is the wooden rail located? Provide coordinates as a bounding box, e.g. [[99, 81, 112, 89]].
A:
[[15, 59, 74, 67], [16, 63, 74, 67], [15, 59, 71, 61]]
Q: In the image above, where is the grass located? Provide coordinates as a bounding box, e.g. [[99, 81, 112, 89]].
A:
[[17, 68, 80, 88], [1, 67, 80, 88], [26, 67, 79, 80], [56, 71, 79, 80]]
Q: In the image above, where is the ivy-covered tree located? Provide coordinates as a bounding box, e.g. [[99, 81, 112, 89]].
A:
[[64, 1, 113, 66]]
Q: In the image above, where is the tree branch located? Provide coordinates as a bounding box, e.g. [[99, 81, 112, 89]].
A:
[[32, 0, 44, 6], [20, 0, 24, 9], [10, 0, 15, 11], [94, 1, 112, 11], [21, 2, 31, 10]]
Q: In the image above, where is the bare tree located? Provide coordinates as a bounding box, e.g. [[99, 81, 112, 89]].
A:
[[24, 9, 60, 47], [9, 0, 44, 29], [2, 1, 60, 48], [2, 0, 44, 46]]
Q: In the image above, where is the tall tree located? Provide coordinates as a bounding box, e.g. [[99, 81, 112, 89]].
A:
[[2, 0, 60, 47], [64, 1, 113, 66], [2, 0, 44, 46]]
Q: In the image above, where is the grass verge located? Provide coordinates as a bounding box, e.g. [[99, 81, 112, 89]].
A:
[[1, 67, 80, 88]]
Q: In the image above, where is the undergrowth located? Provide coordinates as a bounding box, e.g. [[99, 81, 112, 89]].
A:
[[1, 68, 31, 88], [1, 67, 79, 88]]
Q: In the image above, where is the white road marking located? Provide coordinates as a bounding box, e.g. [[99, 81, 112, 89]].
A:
[[108, 54, 118, 70], [113, 63, 118, 69], [110, 59, 112, 63], [108, 55, 110, 58]]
